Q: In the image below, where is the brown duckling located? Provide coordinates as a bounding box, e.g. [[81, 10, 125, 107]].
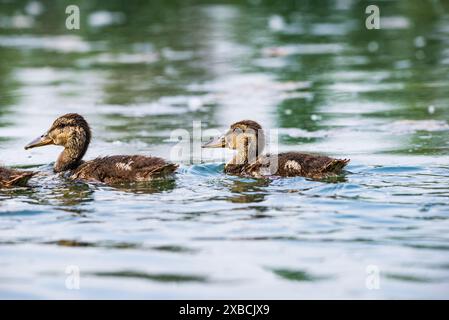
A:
[[24, 113, 178, 184], [203, 120, 349, 179], [0, 166, 35, 187]]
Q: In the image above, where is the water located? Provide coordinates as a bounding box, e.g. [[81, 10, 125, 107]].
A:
[[1, 0, 449, 299]]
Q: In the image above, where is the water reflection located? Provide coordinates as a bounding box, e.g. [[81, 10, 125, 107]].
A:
[[106, 178, 177, 194], [225, 178, 270, 204]]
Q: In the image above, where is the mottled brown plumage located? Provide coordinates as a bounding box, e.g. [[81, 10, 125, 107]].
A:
[[227, 152, 350, 179], [71, 155, 178, 184], [203, 120, 349, 179], [25, 113, 178, 184], [0, 166, 35, 187]]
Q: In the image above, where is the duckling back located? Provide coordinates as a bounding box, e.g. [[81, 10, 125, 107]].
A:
[[225, 152, 349, 179], [0, 167, 35, 187], [276, 152, 349, 178]]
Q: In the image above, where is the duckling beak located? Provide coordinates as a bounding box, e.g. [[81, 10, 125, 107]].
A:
[[24, 134, 54, 150], [202, 135, 225, 148]]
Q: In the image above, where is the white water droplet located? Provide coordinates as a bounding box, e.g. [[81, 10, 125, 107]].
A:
[[268, 15, 285, 31], [188, 97, 203, 112], [414, 36, 426, 48], [25, 1, 44, 16]]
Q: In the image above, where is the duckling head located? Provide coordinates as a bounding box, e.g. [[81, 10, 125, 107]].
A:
[[203, 120, 265, 163], [25, 113, 91, 172]]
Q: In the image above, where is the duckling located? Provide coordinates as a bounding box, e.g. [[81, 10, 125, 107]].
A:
[[24, 113, 178, 184], [0, 166, 35, 187], [203, 120, 349, 179]]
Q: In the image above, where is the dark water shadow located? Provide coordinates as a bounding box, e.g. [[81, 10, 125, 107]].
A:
[[90, 270, 208, 283], [225, 178, 270, 204], [383, 272, 441, 283], [269, 267, 332, 282], [45, 239, 198, 254]]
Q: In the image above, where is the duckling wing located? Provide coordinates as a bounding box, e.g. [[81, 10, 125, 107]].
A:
[[0, 167, 35, 187], [71, 155, 178, 184], [276, 152, 349, 178]]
